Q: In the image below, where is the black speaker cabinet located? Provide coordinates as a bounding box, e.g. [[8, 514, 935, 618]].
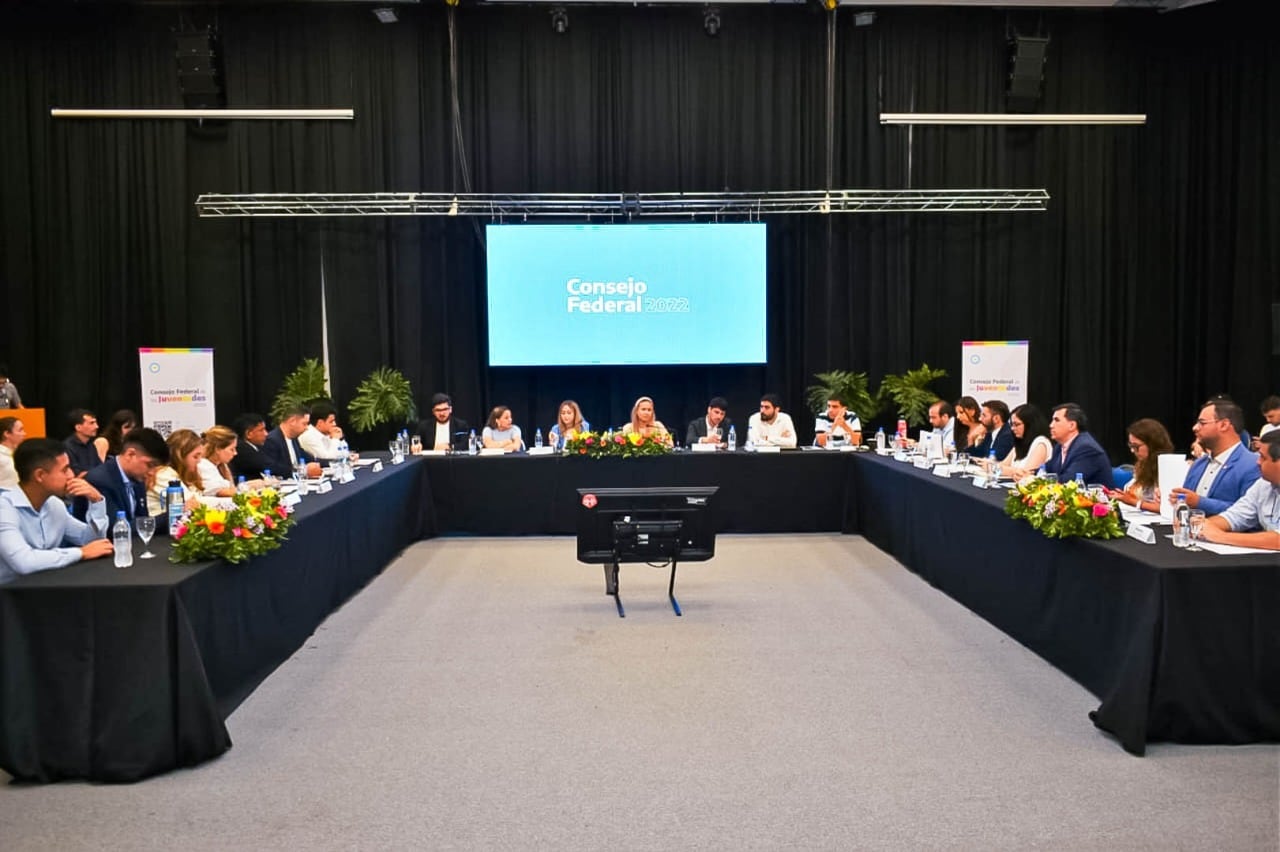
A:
[[1007, 36, 1048, 113]]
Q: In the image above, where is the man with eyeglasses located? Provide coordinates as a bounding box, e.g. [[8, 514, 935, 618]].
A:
[[1170, 399, 1261, 515], [77, 427, 169, 523], [416, 393, 470, 452], [1200, 432, 1280, 551]]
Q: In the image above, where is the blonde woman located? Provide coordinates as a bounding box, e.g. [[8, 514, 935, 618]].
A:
[[621, 396, 673, 446], [147, 429, 204, 516], [548, 400, 590, 449], [198, 425, 242, 496]]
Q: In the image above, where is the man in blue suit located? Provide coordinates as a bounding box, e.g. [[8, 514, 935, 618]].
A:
[[80, 428, 168, 522], [262, 405, 310, 476], [1171, 398, 1261, 515], [1044, 402, 1114, 488]]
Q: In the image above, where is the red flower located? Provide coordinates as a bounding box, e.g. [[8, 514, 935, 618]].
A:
[[1091, 503, 1111, 518], [579, 448, 587, 454], [585, 437, 595, 445], [207, 521, 226, 535], [275, 506, 288, 518], [264, 515, 275, 529], [614, 435, 625, 444]]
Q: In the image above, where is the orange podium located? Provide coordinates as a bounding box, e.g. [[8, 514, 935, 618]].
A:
[[3, 407, 47, 438]]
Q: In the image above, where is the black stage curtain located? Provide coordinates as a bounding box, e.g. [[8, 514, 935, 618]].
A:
[[1, 1, 1275, 456]]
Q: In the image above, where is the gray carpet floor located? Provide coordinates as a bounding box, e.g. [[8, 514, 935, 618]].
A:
[[3, 534, 1277, 851]]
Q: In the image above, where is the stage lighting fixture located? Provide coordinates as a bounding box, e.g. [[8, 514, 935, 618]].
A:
[[703, 7, 721, 37], [550, 6, 568, 34], [372, 7, 397, 23], [854, 11, 875, 26]]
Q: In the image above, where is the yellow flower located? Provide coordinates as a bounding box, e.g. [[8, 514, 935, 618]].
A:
[[204, 509, 228, 527], [627, 432, 642, 445]]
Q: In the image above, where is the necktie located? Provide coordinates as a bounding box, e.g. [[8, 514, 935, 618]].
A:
[[126, 481, 137, 518]]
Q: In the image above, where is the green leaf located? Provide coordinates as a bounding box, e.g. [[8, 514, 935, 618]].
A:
[[877, 363, 948, 427], [270, 358, 330, 424], [805, 370, 881, 426], [347, 367, 417, 433]]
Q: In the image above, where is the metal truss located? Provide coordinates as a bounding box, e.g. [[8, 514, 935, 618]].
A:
[[194, 189, 1049, 219]]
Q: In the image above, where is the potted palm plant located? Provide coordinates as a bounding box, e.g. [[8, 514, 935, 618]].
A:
[[877, 363, 948, 427], [347, 366, 417, 440], [270, 358, 329, 424], [805, 370, 881, 427]]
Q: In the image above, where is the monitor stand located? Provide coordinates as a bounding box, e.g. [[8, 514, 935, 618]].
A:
[[605, 554, 682, 618]]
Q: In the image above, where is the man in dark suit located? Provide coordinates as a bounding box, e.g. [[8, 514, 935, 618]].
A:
[[1171, 398, 1261, 515], [79, 428, 168, 522], [230, 412, 271, 480], [970, 400, 1015, 462], [1044, 402, 1114, 488], [686, 397, 732, 447], [415, 393, 470, 451], [262, 405, 309, 475]]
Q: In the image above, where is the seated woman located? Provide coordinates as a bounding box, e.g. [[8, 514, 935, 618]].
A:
[[482, 406, 524, 452], [548, 400, 590, 449], [620, 396, 673, 446], [953, 396, 984, 452], [147, 428, 205, 517], [197, 426, 243, 497], [1111, 418, 1173, 512], [94, 409, 137, 462], [1002, 403, 1053, 478]]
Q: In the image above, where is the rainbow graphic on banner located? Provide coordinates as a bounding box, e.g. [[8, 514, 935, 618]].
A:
[[138, 348, 216, 435], [961, 340, 1029, 407]]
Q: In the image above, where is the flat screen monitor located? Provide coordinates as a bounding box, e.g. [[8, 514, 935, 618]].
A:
[[575, 486, 719, 564], [486, 223, 767, 366]]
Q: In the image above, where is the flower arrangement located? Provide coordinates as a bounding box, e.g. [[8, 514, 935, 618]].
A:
[[170, 488, 296, 564], [1004, 477, 1125, 540], [562, 429, 672, 459]]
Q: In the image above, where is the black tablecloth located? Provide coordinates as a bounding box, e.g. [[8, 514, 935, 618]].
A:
[[420, 450, 858, 536], [849, 452, 1280, 754], [0, 457, 431, 783]]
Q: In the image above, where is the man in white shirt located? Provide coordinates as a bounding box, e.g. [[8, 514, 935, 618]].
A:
[[814, 396, 862, 447], [0, 415, 25, 489], [747, 394, 797, 448], [299, 400, 346, 461], [1252, 395, 1280, 452], [1202, 432, 1280, 551], [0, 439, 113, 584]]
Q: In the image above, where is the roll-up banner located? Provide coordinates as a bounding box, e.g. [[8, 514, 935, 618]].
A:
[[961, 341, 1029, 408], [139, 348, 216, 436]]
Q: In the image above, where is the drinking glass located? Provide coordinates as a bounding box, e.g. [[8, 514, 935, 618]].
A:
[[1187, 510, 1207, 552], [136, 515, 156, 559], [293, 462, 308, 493]]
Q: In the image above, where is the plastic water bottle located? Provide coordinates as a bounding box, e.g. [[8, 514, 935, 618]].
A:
[[468, 429, 477, 455], [875, 427, 886, 451], [986, 449, 999, 487], [1173, 495, 1191, 548], [236, 475, 248, 494], [727, 425, 737, 451], [335, 436, 350, 479], [535, 428, 543, 449], [166, 480, 184, 533], [112, 511, 133, 568], [1075, 472, 1085, 490], [263, 469, 274, 486]]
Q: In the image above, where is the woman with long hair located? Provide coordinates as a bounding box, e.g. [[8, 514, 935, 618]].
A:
[[94, 409, 137, 461], [954, 396, 983, 451], [198, 425, 241, 497], [147, 428, 205, 516], [548, 400, 589, 449], [482, 405, 524, 452], [1113, 418, 1174, 512], [621, 396, 673, 446], [1002, 404, 1053, 477]]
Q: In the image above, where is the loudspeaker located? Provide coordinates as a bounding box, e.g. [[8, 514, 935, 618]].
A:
[[175, 30, 225, 109], [1007, 36, 1048, 113]]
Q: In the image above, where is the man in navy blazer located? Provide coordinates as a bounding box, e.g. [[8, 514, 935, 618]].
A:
[[78, 428, 168, 522], [1044, 402, 1114, 488], [262, 405, 310, 476], [1171, 399, 1261, 515]]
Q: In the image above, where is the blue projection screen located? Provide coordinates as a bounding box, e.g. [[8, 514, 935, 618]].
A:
[[485, 223, 767, 366]]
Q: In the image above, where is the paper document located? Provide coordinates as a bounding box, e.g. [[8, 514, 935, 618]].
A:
[[1156, 454, 1189, 521]]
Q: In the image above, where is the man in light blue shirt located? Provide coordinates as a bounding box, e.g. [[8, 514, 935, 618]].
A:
[[1202, 432, 1280, 552], [0, 439, 113, 584]]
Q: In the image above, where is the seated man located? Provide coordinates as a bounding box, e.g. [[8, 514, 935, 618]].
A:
[[814, 396, 861, 448], [416, 393, 470, 452], [969, 400, 1014, 461], [0, 415, 25, 489], [63, 408, 102, 476], [81, 428, 168, 522], [229, 412, 271, 480], [1043, 402, 1114, 488], [1200, 432, 1280, 551], [1252, 394, 1280, 451], [910, 400, 955, 451], [687, 397, 732, 446], [0, 439, 114, 584], [747, 394, 797, 448], [299, 400, 350, 461], [1171, 398, 1260, 515], [262, 405, 310, 474], [0, 365, 22, 409]]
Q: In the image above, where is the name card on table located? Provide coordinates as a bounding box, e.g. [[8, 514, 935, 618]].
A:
[[690, 443, 719, 453], [340, 468, 356, 484], [282, 492, 302, 508], [371, 460, 383, 473], [971, 476, 989, 489], [1126, 524, 1157, 544], [527, 446, 556, 456], [931, 465, 951, 478], [316, 479, 333, 494], [754, 445, 781, 454], [480, 448, 507, 457], [417, 450, 448, 457], [912, 456, 931, 469]]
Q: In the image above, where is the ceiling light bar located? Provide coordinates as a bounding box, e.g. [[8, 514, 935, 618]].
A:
[[52, 108, 354, 120], [195, 189, 1049, 219], [880, 112, 1146, 125]]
